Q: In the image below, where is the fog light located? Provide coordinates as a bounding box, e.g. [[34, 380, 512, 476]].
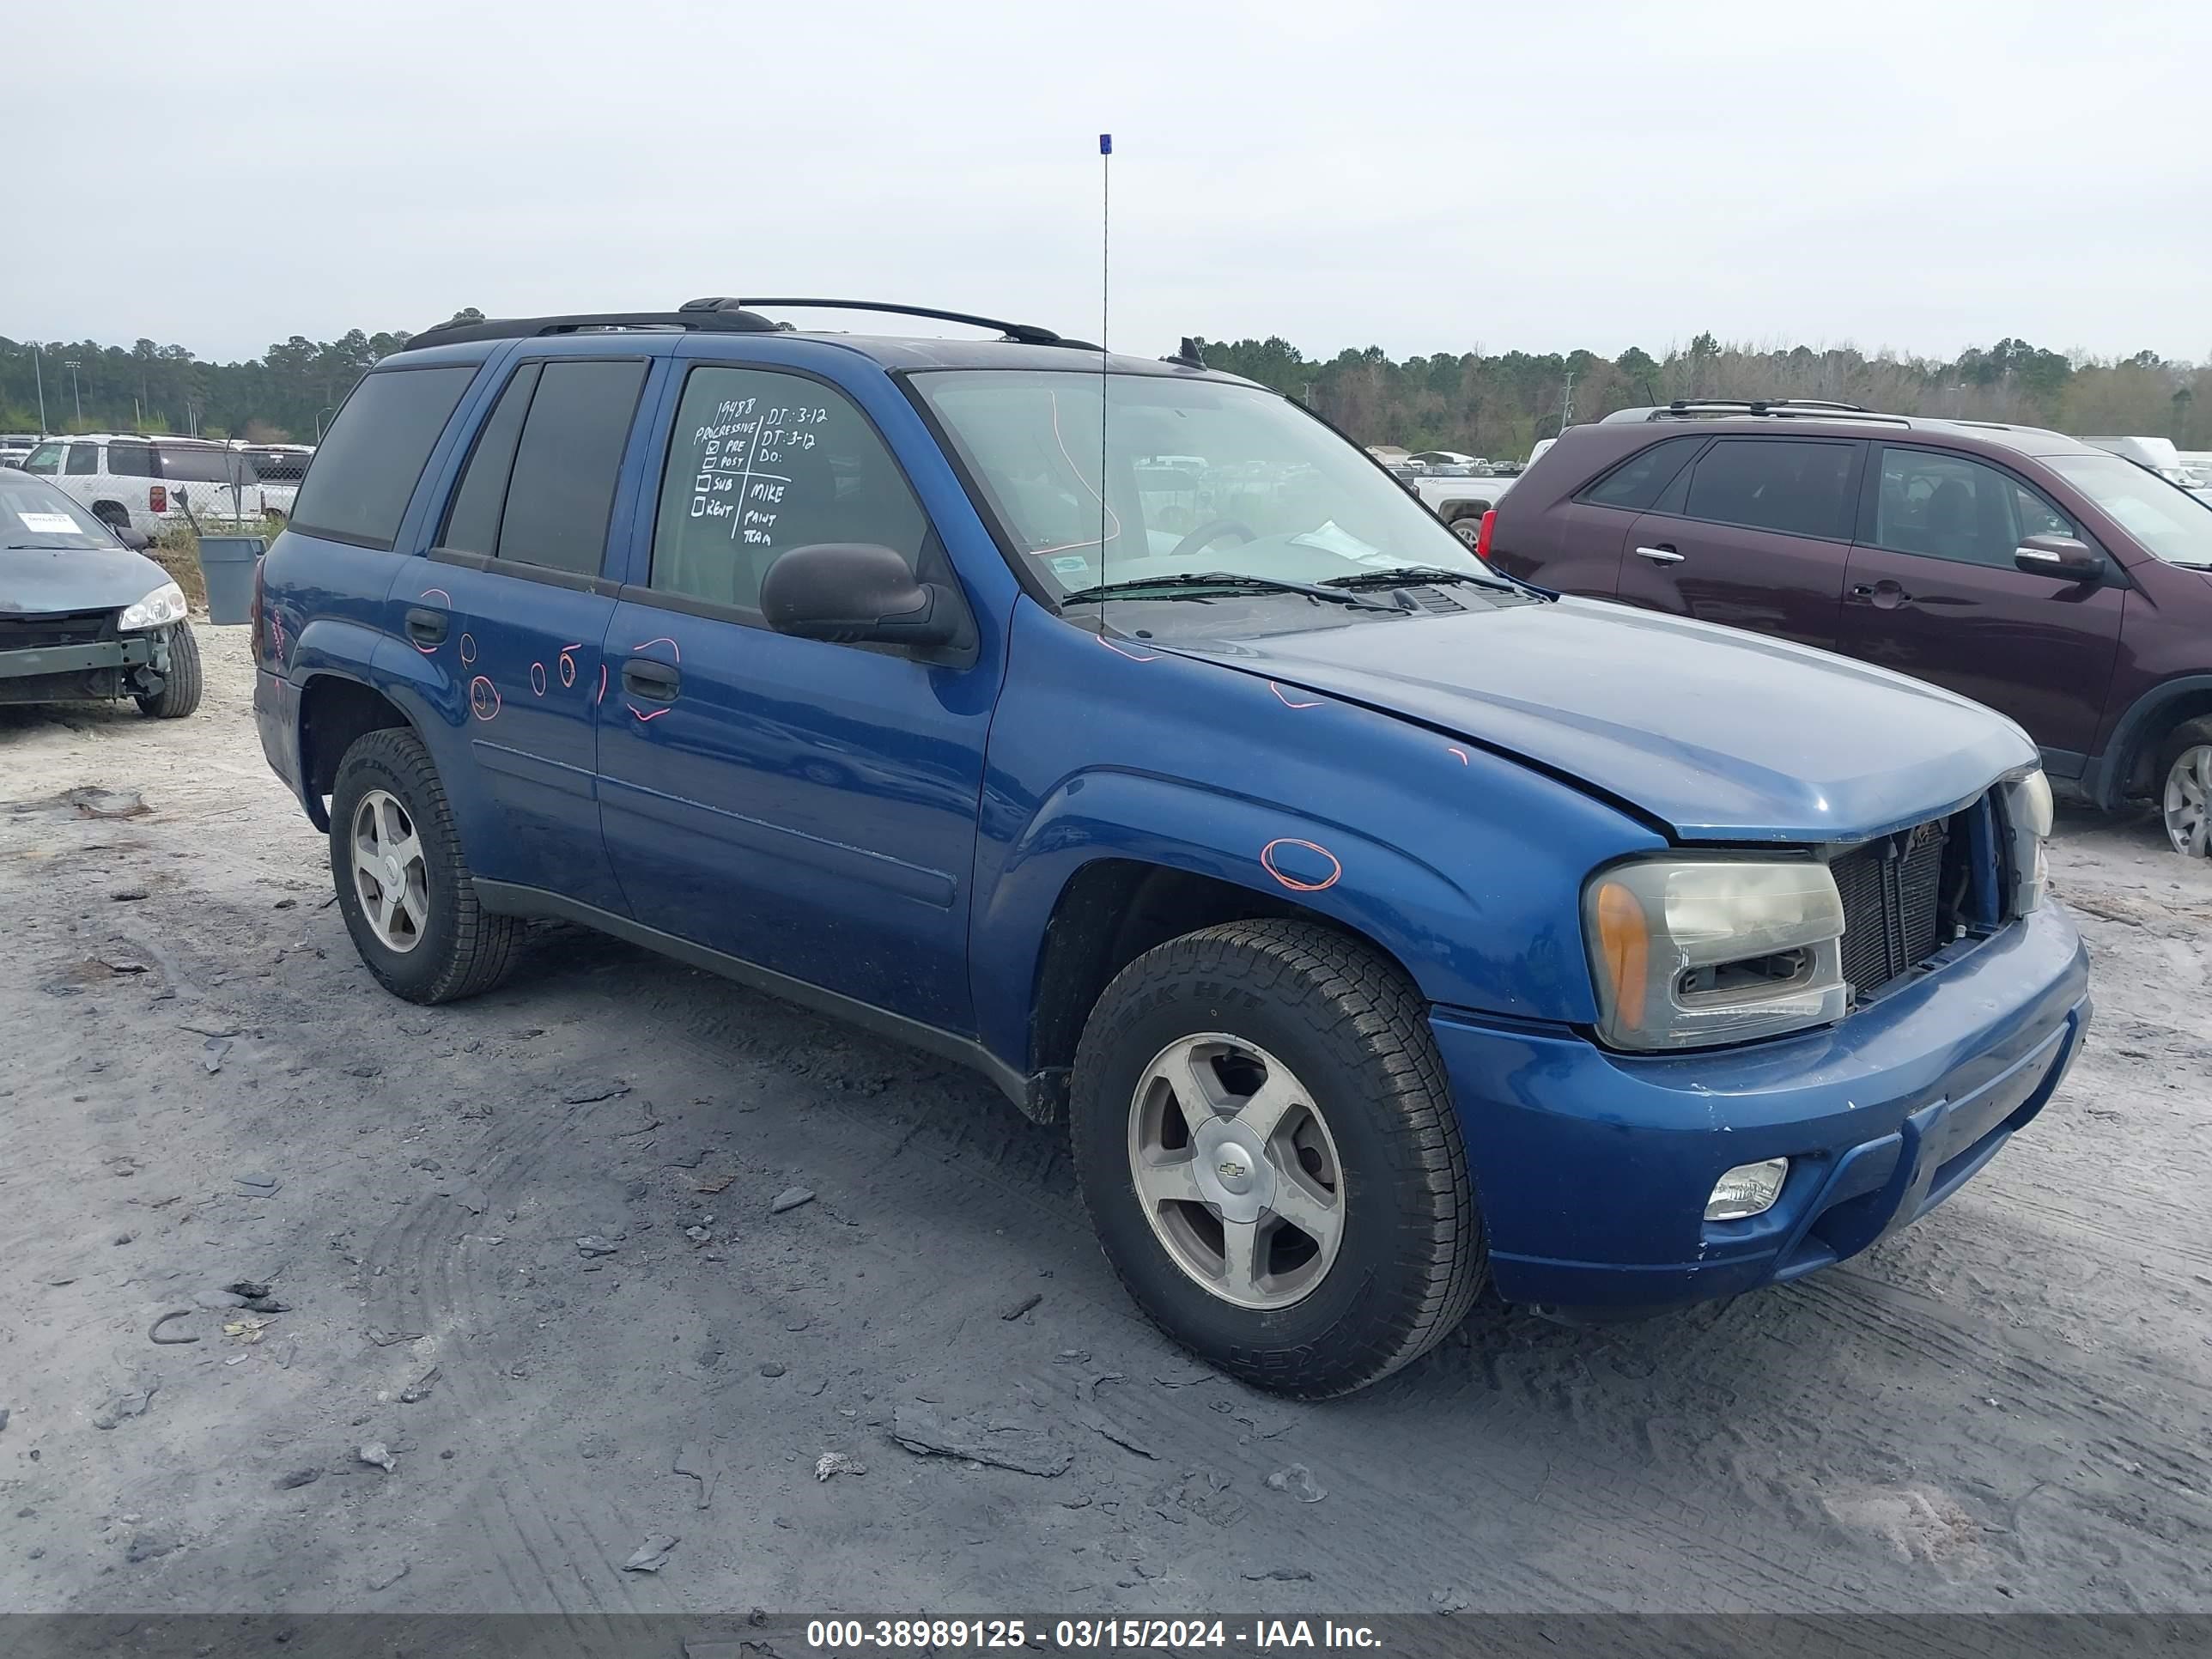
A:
[[1705, 1158, 1790, 1221]]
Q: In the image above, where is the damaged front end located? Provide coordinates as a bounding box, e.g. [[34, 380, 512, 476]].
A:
[[0, 610, 181, 706]]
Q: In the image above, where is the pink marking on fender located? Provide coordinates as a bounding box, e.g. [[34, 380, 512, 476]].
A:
[[596, 664, 607, 704], [1259, 837, 1342, 893], [634, 636, 681, 663], [1097, 635, 1162, 663], [530, 662, 547, 696], [630, 704, 670, 722], [1268, 681, 1325, 709], [459, 632, 477, 666], [1447, 747, 1469, 764], [561, 642, 584, 653], [468, 676, 501, 722], [418, 587, 451, 605]]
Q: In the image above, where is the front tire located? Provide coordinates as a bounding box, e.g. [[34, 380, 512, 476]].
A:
[[1070, 919, 1485, 1397], [328, 727, 523, 1003], [135, 623, 203, 718], [2158, 716, 2212, 858]]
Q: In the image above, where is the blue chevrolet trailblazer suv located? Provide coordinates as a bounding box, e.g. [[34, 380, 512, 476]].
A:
[[251, 298, 2091, 1396]]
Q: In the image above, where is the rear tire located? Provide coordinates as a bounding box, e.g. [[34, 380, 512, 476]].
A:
[[2157, 716, 2212, 858], [328, 727, 523, 1002], [135, 623, 203, 718], [1070, 918, 1485, 1398]]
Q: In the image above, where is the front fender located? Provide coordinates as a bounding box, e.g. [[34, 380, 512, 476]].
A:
[[968, 600, 1662, 1072]]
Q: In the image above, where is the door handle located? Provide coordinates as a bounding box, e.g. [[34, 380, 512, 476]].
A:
[[1849, 580, 1911, 608], [404, 606, 448, 647], [622, 659, 682, 702], [1633, 545, 1685, 564]]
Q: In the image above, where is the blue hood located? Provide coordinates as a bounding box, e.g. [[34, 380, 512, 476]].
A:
[[1170, 597, 2037, 843]]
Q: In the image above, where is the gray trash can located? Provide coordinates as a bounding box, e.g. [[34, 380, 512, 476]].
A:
[[196, 535, 264, 626]]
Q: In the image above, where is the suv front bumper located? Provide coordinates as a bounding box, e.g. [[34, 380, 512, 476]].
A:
[[1431, 900, 2090, 1314]]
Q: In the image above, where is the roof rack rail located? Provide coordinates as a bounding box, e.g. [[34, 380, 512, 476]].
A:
[[681, 296, 1098, 350], [1645, 398, 1910, 428], [400, 307, 785, 352]]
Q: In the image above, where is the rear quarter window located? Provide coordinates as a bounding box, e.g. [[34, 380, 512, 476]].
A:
[[1576, 436, 1705, 511], [291, 365, 477, 549]]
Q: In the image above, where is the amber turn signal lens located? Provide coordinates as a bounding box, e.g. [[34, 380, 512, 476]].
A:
[[1593, 880, 1650, 1029]]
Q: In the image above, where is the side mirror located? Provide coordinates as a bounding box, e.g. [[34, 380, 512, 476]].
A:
[[2014, 534, 2104, 581], [760, 543, 965, 652], [116, 526, 151, 551]]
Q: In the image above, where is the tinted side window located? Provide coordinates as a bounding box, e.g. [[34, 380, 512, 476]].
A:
[[438, 363, 540, 557], [1871, 447, 2063, 569], [23, 443, 61, 475], [1682, 438, 1856, 538], [1579, 436, 1704, 511], [107, 442, 155, 478], [65, 444, 99, 476], [291, 365, 476, 549], [495, 359, 647, 577], [648, 366, 929, 611]]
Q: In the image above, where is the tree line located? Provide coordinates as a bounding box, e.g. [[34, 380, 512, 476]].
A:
[[1196, 332, 2209, 460], [3, 315, 2204, 457]]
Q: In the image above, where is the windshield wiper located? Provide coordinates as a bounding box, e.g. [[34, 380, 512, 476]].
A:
[[1060, 572, 1399, 611], [1320, 566, 1507, 592]]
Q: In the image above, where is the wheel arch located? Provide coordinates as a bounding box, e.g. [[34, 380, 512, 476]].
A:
[[2093, 675, 2212, 806], [1019, 856, 1425, 1124], [298, 672, 412, 808]]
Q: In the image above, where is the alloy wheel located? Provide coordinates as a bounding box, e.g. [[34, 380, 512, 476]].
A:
[[1126, 1034, 1346, 1310], [351, 788, 431, 952], [2165, 744, 2212, 857]]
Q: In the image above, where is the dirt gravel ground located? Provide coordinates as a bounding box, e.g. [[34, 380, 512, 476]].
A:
[[3, 623, 2209, 1617]]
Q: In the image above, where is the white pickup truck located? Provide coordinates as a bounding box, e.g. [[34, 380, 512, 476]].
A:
[[1407, 458, 1528, 544]]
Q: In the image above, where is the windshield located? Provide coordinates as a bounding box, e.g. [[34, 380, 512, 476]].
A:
[[2045, 453, 2212, 568], [157, 446, 260, 485], [913, 370, 1499, 601], [1, 474, 118, 548]]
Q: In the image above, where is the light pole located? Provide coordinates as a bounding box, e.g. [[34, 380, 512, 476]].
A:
[[33, 343, 47, 434], [314, 405, 337, 441], [64, 360, 82, 427]]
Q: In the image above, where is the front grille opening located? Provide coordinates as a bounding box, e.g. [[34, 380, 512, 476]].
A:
[[0, 610, 115, 651], [1830, 810, 1977, 1001], [1680, 947, 1812, 1000]]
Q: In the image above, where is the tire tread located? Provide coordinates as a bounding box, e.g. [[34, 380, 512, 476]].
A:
[[1072, 917, 1485, 1397]]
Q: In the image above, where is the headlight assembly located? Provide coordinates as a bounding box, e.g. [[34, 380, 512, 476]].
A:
[[119, 581, 188, 631], [1586, 857, 1849, 1050], [2001, 769, 2052, 915]]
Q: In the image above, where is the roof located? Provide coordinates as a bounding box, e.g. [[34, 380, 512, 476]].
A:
[[1593, 404, 2092, 457], [31, 433, 240, 447], [392, 298, 1245, 384]]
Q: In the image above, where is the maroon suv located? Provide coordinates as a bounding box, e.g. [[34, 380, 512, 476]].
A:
[[1483, 401, 2212, 856]]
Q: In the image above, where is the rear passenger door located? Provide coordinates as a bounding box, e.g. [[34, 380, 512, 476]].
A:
[[1836, 445, 2124, 763], [411, 352, 654, 915], [594, 356, 995, 1034], [1614, 435, 1863, 649], [1498, 434, 1707, 595]]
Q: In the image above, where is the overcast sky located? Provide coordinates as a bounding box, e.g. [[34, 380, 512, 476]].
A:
[[15, 1, 2208, 366]]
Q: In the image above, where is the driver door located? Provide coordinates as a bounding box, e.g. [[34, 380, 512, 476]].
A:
[[594, 356, 995, 1033]]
